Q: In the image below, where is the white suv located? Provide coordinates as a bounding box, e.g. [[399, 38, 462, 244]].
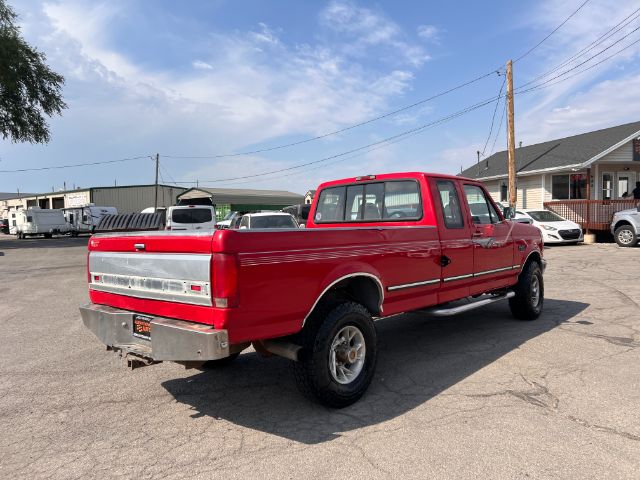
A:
[[165, 205, 216, 231]]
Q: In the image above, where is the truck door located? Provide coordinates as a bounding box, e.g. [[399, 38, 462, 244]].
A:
[[430, 178, 475, 303], [461, 183, 515, 294]]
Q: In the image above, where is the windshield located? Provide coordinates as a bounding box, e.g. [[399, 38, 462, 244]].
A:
[[250, 215, 297, 229], [527, 210, 564, 222], [222, 211, 237, 221], [171, 208, 213, 224]]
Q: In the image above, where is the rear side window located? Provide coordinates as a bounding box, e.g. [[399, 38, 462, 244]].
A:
[[315, 180, 420, 223], [436, 180, 464, 228], [315, 186, 346, 222], [172, 208, 212, 224]]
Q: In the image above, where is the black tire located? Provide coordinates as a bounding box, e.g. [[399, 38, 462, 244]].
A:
[[509, 261, 544, 320], [614, 225, 638, 248], [43, 233, 52, 239], [292, 301, 377, 408], [200, 352, 240, 369]]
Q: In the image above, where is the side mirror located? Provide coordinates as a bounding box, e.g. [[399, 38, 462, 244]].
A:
[[239, 225, 248, 230], [299, 223, 306, 228], [503, 206, 516, 220]]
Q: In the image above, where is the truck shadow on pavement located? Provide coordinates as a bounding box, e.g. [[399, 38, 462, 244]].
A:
[[162, 298, 588, 444]]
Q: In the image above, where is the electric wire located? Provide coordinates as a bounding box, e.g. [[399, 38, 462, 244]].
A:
[[481, 76, 506, 156], [518, 5, 640, 88], [513, 0, 592, 63], [0, 155, 150, 173], [160, 70, 501, 160]]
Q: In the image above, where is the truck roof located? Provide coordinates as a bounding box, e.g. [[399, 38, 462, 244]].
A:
[[316, 171, 473, 190]]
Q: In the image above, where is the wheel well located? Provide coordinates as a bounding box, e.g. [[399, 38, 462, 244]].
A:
[[310, 275, 383, 319], [614, 220, 633, 231], [523, 250, 542, 269]]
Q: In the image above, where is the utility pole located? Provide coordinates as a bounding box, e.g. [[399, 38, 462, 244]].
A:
[[476, 150, 481, 176], [154, 153, 159, 211], [506, 60, 517, 208]]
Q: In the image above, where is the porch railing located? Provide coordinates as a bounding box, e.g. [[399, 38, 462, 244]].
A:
[[543, 199, 639, 231]]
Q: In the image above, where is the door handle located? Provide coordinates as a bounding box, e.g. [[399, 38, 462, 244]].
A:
[[472, 231, 483, 238]]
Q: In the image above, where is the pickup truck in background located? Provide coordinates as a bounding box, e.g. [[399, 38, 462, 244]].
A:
[[80, 172, 545, 407]]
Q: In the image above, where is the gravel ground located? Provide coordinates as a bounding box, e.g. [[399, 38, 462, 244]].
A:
[[0, 235, 639, 479]]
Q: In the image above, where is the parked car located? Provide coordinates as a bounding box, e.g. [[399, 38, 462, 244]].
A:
[[165, 205, 216, 231], [0, 218, 9, 234], [80, 171, 545, 408], [236, 212, 299, 229], [216, 211, 251, 229], [281, 204, 311, 226], [14, 207, 71, 239], [495, 202, 532, 224], [519, 209, 583, 244], [610, 207, 640, 247]]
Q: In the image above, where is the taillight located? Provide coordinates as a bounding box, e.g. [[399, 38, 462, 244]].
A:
[[212, 253, 239, 308]]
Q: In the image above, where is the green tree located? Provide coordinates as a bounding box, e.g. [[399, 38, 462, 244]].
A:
[[0, 0, 66, 143]]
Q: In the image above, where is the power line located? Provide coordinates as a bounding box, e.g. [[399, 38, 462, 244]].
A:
[[481, 76, 506, 156], [518, 34, 640, 94], [518, 5, 640, 88], [160, 70, 502, 160], [0, 155, 149, 173], [489, 100, 507, 157], [514, 0, 592, 63], [516, 24, 640, 93], [168, 92, 507, 185]]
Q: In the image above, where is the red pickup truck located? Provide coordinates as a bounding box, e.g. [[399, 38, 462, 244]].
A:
[[81, 172, 545, 407]]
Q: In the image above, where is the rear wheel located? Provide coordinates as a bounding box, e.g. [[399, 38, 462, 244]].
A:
[[509, 261, 544, 320], [614, 225, 638, 247], [293, 302, 377, 408]]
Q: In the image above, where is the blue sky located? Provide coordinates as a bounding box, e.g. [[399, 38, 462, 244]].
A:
[[2, 0, 640, 195]]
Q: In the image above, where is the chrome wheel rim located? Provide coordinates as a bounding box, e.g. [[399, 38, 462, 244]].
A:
[[531, 275, 540, 307], [329, 326, 366, 385], [618, 230, 633, 245]]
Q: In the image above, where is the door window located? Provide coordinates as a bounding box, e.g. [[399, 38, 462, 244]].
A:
[[435, 180, 464, 228], [463, 185, 500, 225]]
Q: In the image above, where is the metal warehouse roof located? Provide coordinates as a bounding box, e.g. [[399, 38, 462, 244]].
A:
[[178, 187, 304, 205], [461, 120, 640, 180], [0, 192, 39, 200]]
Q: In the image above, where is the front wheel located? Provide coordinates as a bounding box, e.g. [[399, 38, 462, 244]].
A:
[[293, 302, 377, 408], [614, 225, 638, 247], [509, 261, 544, 320]]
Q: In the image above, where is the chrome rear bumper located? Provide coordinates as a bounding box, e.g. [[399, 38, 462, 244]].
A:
[[79, 303, 229, 362]]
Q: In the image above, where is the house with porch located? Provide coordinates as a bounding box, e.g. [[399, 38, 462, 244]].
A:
[[460, 120, 640, 230]]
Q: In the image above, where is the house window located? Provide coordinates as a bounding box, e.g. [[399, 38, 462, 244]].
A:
[[552, 174, 587, 199], [500, 182, 508, 202]]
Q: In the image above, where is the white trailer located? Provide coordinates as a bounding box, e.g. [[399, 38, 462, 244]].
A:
[[15, 208, 71, 238], [63, 205, 118, 235]]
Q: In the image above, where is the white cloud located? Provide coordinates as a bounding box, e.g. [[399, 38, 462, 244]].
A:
[[320, 1, 430, 67], [192, 60, 214, 70], [516, 0, 640, 143], [417, 25, 440, 43], [2, 0, 430, 192]]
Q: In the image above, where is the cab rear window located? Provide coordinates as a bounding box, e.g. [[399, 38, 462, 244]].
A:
[[314, 180, 421, 223], [171, 208, 212, 224]]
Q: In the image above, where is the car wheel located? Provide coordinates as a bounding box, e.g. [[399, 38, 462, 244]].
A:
[[614, 225, 638, 248], [293, 302, 377, 408], [509, 261, 544, 320]]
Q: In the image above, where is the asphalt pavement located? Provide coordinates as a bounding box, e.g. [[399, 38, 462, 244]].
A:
[[0, 235, 638, 479]]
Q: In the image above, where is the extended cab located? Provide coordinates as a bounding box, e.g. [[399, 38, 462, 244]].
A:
[[80, 172, 545, 407]]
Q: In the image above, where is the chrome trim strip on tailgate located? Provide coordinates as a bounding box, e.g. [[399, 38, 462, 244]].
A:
[[89, 252, 211, 281], [89, 252, 212, 306]]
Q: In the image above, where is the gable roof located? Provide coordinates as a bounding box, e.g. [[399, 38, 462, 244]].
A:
[[461, 120, 640, 180]]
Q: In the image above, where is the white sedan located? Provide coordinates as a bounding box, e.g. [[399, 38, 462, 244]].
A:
[[518, 209, 584, 244]]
